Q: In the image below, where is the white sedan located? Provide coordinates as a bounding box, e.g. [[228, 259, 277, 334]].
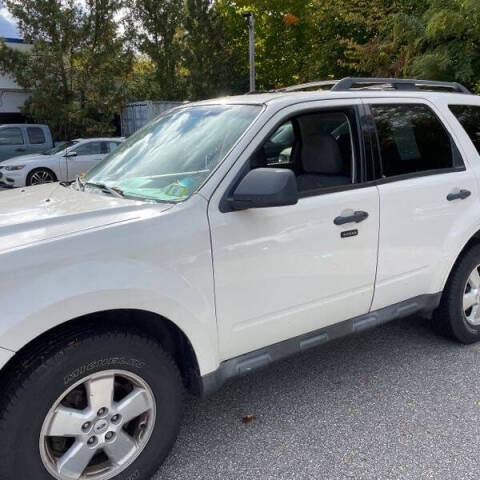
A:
[[0, 137, 124, 187]]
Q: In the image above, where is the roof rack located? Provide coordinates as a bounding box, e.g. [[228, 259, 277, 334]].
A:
[[271, 77, 471, 95], [332, 77, 471, 94]]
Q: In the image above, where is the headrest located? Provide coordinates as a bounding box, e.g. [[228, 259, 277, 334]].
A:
[[301, 134, 344, 174]]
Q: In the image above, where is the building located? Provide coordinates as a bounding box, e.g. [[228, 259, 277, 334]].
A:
[[0, 9, 31, 123], [0, 37, 32, 123]]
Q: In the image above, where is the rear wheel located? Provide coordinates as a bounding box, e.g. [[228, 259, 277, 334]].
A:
[[434, 244, 480, 343], [0, 328, 183, 480], [27, 168, 57, 186]]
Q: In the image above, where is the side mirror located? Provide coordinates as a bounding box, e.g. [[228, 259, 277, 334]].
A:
[[231, 168, 298, 211], [65, 151, 77, 158]]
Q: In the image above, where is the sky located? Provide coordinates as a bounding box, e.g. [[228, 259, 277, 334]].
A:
[[0, 4, 20, 40]]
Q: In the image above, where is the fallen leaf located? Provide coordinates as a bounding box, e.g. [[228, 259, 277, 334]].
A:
[[242, 414, 256, 424]]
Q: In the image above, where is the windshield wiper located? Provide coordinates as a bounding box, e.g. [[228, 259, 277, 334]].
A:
[[84, 181, 125, 198]]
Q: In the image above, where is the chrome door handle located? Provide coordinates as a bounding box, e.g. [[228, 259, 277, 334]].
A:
[[334, 210, 369, 226], [447, 189, 471, 201]]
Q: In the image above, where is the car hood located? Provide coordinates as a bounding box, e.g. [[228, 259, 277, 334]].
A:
[[0, 183, 173, 253], [0, 153, 53, 165]]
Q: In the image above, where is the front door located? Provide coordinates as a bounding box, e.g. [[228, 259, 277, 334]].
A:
[[66, 141, 104, 180], [0, 126, 26, 161], [208, 102, 381, 360]]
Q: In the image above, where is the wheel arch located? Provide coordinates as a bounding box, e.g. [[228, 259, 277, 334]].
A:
[[0, 309, 205, 396], [441, 228, 480, 292]]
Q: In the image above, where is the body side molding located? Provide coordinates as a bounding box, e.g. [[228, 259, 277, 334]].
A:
[[200, 293, 442, 396]]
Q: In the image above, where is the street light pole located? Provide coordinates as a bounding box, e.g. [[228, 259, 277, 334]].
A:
[[243, 12, 256, 93]]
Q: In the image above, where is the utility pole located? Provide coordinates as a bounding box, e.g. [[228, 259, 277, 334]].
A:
[[242, 12, 256, 93]]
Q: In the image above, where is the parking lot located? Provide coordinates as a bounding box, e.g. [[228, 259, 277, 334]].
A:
[[156, 315, 480, 480]]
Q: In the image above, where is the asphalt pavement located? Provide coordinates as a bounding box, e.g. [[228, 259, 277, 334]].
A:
[[155, 316, 480, 480]]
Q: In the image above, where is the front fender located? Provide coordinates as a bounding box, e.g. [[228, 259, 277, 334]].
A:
[[0, 195, 219, 376]]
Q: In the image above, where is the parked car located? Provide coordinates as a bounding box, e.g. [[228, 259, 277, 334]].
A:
[[1, 78, 480, 480], [0, 123, 53, 161], [0, 137, 124, 187]]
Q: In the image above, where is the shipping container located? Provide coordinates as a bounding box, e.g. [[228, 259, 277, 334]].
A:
[[120, 100, 186, 137]]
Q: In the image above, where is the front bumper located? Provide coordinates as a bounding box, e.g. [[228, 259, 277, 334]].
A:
[[0, 169, 26, 188]]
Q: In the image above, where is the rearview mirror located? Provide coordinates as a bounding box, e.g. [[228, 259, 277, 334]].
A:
[[65, 151, 77, 158], [231, 168, 298, 210]]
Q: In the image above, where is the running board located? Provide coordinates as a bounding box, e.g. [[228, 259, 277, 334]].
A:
[[200, 293, 441, 396]]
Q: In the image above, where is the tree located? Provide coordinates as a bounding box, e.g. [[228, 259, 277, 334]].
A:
[[218, 0, 318, 90], [0, 0, 132, 140], [412, 0, 480, 91], [129, 0, 186, 100], [182, 0, 247, 99], [326, 0, 429, 78]]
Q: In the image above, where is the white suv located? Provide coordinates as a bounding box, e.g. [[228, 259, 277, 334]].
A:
[[0, 78, 480, 480]]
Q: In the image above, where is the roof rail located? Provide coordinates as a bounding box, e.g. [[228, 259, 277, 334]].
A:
[[331, 77, 471, 94], [276, 80, 339, 92]]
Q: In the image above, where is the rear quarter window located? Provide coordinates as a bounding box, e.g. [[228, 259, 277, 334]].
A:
[[27, 127, 46, 145], [449, 105, 480, 155]]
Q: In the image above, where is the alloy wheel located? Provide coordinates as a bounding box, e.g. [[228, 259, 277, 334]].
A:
[[30, 169, 55, 185], [463, 264, 480, 326], [39, 370, 156, 480]]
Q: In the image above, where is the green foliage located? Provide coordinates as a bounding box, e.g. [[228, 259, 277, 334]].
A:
[[129, 0, 186, 100], [0, 0, 479, 136], [412, 0, 480, 89], [182, 0, 247, 99], [220, 0, 316, 90], [0, 0, 132, 140]]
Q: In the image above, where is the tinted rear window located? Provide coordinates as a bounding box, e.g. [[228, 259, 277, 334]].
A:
[[371, 104, 457, 178], [27, 127, 46, 144], [449, 105, 480, 155]]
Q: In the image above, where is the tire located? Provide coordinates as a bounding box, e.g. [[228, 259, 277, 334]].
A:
[[434, 243, 480, 344], [27, 168, 57, 186], [0, 327, 183, 480]]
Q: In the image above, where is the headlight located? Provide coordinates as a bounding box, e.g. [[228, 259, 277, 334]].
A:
[[4, 165, 25, 171]]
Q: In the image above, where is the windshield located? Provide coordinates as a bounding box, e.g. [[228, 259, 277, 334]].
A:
[[84, 104, 261, 202], [44, 140, 78, 155]]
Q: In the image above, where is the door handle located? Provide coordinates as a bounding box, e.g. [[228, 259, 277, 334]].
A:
[[447, 189, 471, 201], [334, 210, 369, 226]]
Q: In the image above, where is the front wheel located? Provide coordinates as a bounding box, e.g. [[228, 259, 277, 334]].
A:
[[0, 328, 183, 480], [27, 168, 57, 186], [434, 243, 480, 343]]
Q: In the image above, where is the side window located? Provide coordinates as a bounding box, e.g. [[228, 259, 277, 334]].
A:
[[263, 121, 295, 166], [103, 141, 121, 153], [0, 127, 23, 145], [371, 104, 458, 178], [73, 142, 102, 155], [254, 110, 355, 194], [449, 105, 480, 155], [27, 127, 46, 145]]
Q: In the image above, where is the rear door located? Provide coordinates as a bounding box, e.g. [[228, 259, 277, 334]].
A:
[[363, 98, 478, 310]]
